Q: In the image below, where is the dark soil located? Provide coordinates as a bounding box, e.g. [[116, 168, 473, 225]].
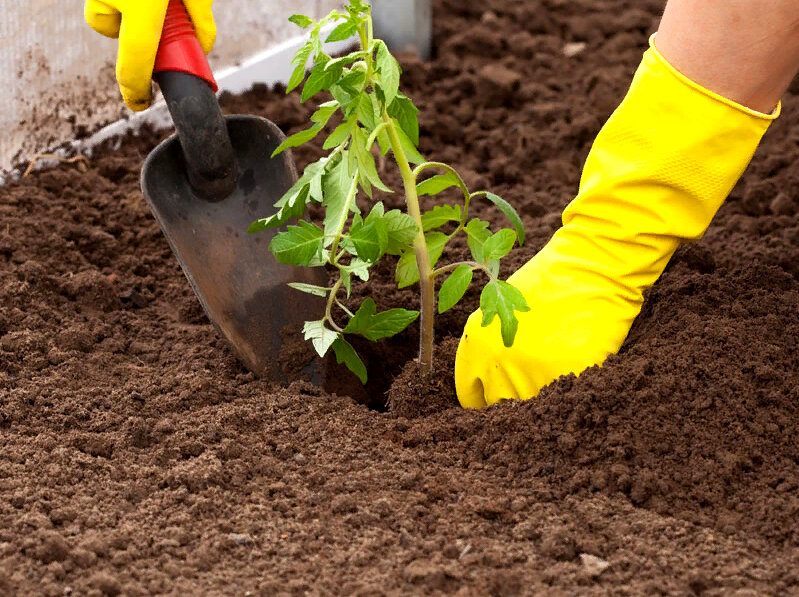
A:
[[2, 0, 799, 594]]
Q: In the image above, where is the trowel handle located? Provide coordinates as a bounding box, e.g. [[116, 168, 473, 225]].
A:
[[153, 0, 237, 199], [154, 0, 217, 90]]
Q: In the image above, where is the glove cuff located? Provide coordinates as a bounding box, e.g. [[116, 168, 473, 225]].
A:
[[648, 34, 780, 120], [561, 35, 777, 244]]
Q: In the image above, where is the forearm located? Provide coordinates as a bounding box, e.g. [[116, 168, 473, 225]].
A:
[[657, 0, 799, 113]]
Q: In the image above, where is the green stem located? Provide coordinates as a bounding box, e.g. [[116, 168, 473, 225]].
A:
[[412, 162, 472, 222], [326, 159, 360, 333], [358, 20, 369, 50], [432, 260, 495, 280], [324, 277, 345, 332], [383, 113, 434, 375], [336, 299, 355, 318], [366, 122, 389, 151]]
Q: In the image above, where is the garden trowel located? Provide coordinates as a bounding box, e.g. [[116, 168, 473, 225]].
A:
[[141, 0, 325, 379]]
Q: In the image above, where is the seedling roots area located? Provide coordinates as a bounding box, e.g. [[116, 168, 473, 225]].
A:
[[2, 1, 799, 594]]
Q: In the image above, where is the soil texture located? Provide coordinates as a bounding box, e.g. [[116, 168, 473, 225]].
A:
[[2, 0, 798, 595]]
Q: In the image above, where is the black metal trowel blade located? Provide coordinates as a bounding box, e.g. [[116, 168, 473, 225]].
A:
[[141, 115, 326, 379]]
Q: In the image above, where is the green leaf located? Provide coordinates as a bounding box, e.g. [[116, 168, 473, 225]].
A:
[[325, 20, 358, 42], [308, 26, 327, 63], [303, 320, 340, 357], [341, 258, 370, 282], [421, 204, 461, 231], [289, 14, 313, 28], [322, 154, 353, 237], [376, 41, 400, 106], [395, 232, 449, 288], [438, 264, 473, 313], [347, 0, 368, 12], [271, 123, 323, 157], [479, 280, 531, 347], [302, 61, 344, 102], [465, 218, 491, 262], [332, 337, 367, 384], [352, 127, 392, 194], [261, 155, 329, 226], [337, 69, 366, 90], [482, 228, 517, 261], [376, 127, 392, 156], [416, 172, 461, 196], [248, 217, 279, 234], [356, 93, 378, 132], [350, 221, 388, 262], [279, 184, 312, 219], [310, 169, 324, 203], [395, 250, 420, 289], [340, 269, 353, 297], [338, 257, 371, 297], [426, 231, 450, 266], [383, 209, 418, 255], [330, 70, 365, 111], [365, 201, 385, 222], [287, 41, 313, 93], [329, 85, 355, 112], [323, 121, 352, 150], [269, 220, 324, 266], [323, 51, 368, 73], [388, 94, 420, 146], [310, 100, 339, 125], [339, 259, 371, 298], [343, 298, 419, 341], [248, 184, 311, 233], [391, 118, 424, 164], [482, 192, 526, 246], [288, 283, 330, 297], [278, 158, 327, 208]]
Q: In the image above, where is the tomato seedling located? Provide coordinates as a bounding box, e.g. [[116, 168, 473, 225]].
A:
[[250, 0, 528, 382]]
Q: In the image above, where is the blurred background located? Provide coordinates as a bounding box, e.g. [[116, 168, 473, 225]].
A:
[[0, 0, 342, 173]]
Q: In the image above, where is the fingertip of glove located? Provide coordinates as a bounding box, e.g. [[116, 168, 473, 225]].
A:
[[120, 87, 151, 112], [197, 29, 217, 55], [457, 391, 488, 409], [454, 364, 488, 410], [85, 11, 121, 39], [185, 7, 217, 54]]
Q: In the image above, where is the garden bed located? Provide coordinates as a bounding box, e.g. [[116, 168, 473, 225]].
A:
[[1, 0, 798, 594]]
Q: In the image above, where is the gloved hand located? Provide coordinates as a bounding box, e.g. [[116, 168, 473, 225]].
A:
[[455, 35, 778, 408], [85, 0, 216, 111]]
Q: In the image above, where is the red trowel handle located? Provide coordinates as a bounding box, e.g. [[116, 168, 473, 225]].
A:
[[154, 0, 217, 92], [152, 0, 236, 199]]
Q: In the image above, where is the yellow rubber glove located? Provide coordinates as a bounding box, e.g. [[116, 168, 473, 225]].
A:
[[455, 36, 778, 408], [85, 0, 216, 111]]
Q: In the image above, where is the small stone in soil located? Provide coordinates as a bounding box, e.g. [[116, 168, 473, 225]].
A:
[[579, 553, 611, 577], [563, 41, 587, 57], [227, 533, 254, 547]]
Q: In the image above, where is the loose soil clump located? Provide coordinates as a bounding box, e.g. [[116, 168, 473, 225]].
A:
[[2, 0, 798, 594]]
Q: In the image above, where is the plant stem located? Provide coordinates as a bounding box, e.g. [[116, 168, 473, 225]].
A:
[[432, 260, 495, 280], [324, 277, 345, 332], [383, 114, 435, 375], [358, 21, 370, 51], [413, 162, 472, 221]]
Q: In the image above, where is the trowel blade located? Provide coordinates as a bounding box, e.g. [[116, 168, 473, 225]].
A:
[[141, 115, 326, 379]]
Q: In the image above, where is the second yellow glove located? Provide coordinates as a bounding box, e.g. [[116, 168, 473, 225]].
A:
[[85, 0, 216, 111], [455, 35, 778, 408]]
